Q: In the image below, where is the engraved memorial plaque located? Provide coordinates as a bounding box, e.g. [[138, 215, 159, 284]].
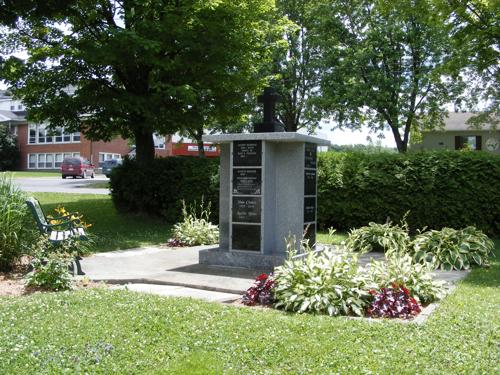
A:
[[304, 170, 317, 196], [232, 197, 261, 223], [232, 224, 261, 251], [305, 143, 317, 169], [304, 197, 316, 222], [233, 141, 262, 166], [233, 168, 261, 195]]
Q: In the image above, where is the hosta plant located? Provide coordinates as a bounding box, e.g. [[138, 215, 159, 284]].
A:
[[169, 200, 219, 246], [368, 254, 446, 304], [345, 219, 410, 254], [242, 273, 275, 306], [273, 240, 373, 316], [411, 227, 494, 271], [367, 283, 421, 319]]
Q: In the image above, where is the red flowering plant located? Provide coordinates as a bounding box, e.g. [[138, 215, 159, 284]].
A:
[[367, 282, 421, 319], [242, 273, 275, 306]]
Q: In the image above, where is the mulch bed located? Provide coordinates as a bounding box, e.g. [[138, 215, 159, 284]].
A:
[[0, 260, 107, 297]]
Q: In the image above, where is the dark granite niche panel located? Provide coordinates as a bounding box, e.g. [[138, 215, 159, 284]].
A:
[[233, 141, 262, 166], [232, 197, 261, 223], [233, 169, 261, 195], [304, 169, 317, 196], [232, 224, 261, 251]]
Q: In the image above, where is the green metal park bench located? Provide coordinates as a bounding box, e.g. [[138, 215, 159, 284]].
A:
[[25, 197, 87, 275]]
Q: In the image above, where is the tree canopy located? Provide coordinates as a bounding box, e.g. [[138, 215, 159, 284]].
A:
[[271, 0, 323, 133], [437, 0, 499, 128], [312, 0, 465, 152], [0, 0, 280, 162]]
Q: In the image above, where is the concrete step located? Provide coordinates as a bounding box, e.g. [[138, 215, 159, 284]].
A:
[[113, 283, 242, 303]]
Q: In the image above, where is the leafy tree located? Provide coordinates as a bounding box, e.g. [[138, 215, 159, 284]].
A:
[[0, 125, 19, 170], [272, 0, 323, 133], [312, 0, 464, 152], [0, 0, 279, 163], [436, 0, 499, 128]]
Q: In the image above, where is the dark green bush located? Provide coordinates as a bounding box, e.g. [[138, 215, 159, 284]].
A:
[[0, 125, 20, 171], [318, 151, 500, 235], [110, 157, 219, 223]]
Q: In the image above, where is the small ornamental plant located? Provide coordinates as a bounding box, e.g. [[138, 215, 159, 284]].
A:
[[169, 200, 219, 246], [242, 273, 275, 306], [367, 283, 421, 319], [47, 205, 92, 229]]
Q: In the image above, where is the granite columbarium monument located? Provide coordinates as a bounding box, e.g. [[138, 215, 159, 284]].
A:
[[199, 87, 330, 269]]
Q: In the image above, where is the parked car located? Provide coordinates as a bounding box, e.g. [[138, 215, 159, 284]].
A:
[[61, 157, 95, 179], [101, 159, 123, 178]]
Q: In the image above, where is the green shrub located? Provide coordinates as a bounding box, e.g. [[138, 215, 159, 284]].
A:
[[411, 227, 494, 271], [345, 220, 410, 253], [0, 174, 37, 270], [25, 236, 72, 291], [0, 125, 20, 171], [169, 200, 219, 246], [273, 240, 372, 316], [368, 254, 447, 304], [318, 151, 500, 235], [110, 157, 219, 223]]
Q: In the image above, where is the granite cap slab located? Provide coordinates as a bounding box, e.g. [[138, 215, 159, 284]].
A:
[[203, 132, 331, 146]]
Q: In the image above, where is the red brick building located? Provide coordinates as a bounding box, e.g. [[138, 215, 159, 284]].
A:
[[0, 94, 219, 170]]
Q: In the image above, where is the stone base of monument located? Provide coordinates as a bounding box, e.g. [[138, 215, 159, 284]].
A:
[[199, 248, 284, 270], [199, 132, 330, 270]]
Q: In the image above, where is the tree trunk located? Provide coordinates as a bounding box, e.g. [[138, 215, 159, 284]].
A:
[[195, 128, 205, 157], [134, 129, 155, 164], [390, 126, 408, 153], [196, 136, 206, 158]]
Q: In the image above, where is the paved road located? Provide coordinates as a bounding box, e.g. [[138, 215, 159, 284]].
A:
[[14, 175, 111, 195]]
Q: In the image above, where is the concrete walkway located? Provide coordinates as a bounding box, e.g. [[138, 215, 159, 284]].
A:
[[81, 245, 268, 295], [81, 245, 470, 302]]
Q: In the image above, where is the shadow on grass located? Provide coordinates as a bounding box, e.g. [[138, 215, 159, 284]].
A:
[[33, 193, 171, 253], [459, 239, 499, 288]]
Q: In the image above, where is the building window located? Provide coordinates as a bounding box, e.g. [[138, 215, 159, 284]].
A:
[[10, 105, 15, 111], [54, 127, 63, 142], [37, 154, 46, 168], [27, 152, 80, 169], [28, 154, 36, 169], [99, 153, 121, 166], [8, 124, 17, 136], [29, 125, 37, 144], [18, 104, 22, 110], [455, 135, 482, 151], [46, 154, 54, 169], [154, 134, 166, 149], [27, 124, 81, 144], [55, 153, 63, 168]]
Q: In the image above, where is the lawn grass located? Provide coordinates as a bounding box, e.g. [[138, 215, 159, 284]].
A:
[[30, 192, 343, 253], [77, 181, 110, 189], [32, 193, 170, 253], [0, 241, 498, 374], [316, 230, 348, 244], [1, 171, 61, 178]]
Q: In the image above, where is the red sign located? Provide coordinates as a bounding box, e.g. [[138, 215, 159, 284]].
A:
[[172, 143, 220, 157]]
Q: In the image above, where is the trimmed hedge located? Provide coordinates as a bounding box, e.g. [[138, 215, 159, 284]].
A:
[[318, 151, 500, 236], [110, 157, 219, 223], [110, 151, 500, 235]]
